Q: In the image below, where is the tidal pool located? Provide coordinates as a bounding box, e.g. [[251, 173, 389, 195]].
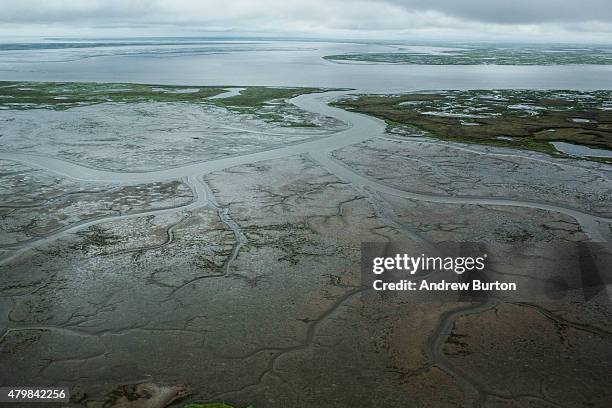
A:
[[551, 141, 612, 158]]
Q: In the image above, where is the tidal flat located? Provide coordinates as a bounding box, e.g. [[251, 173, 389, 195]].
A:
[[0, 81, 611, 408]]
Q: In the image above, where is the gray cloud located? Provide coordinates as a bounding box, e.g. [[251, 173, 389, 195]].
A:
[[2, 0, 612, 42], [387, 0, 612, 24]]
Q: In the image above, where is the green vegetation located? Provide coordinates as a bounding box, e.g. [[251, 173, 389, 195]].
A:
[[212, 86, 321, 107], [333, 90, 612, 162], [0, 81, 226, 109], [324, 47, 612, 65], [0, 81, 330, 127], [211, 86, 326, 127]]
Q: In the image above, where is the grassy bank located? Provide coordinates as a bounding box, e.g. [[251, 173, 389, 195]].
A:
[[332, 90, 612, 163], [0, 81, 329, 127], [323, 47, 612, 65]]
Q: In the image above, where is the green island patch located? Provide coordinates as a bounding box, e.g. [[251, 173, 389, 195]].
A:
[[332, 89, 612, 163], [0, 81, 331, 128], [323, 46, 612, 65], [0, 81, 226, 108], [212, 86, 321, 107]]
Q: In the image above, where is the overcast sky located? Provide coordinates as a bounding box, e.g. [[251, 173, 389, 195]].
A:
[[2, 0, 612, 43]]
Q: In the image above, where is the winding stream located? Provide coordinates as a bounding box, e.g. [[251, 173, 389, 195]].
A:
[[0, 90, 611, 264]]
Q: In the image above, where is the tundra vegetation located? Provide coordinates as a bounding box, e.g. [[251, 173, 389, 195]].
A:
[[0, 81, 328, 127], [324, 46, 612, 65], [333, 89, 612, 163]]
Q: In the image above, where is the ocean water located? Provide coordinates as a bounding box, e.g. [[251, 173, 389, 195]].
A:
[[1, 39, 612, 91]]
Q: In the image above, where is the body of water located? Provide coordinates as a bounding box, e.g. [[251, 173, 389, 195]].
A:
[[551, 141, 612, 158], [1, 39, 612, 91]]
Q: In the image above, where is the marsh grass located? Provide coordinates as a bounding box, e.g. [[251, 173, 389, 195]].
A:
[[323, 47, 612, 65], [0, 81, 328, 127], [333, 90, 612, 160]]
